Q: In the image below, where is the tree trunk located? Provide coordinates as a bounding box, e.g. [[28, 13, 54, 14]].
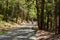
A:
[[3, 0, 8, 22], [54, 0, 57, 34], [36, 0, 45, 30], [16, 0, 20, 23], [36, 0, 41, 29], [57, 0, 60, 34]]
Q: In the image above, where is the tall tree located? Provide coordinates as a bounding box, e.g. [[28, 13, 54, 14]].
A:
[[3, 0, 8, 22], [15, 0, 20, 23], [53, 0, 57, 33], [25, 0, 30, 22], [36, 0, 45, 29], [57, 0, 60, 34]]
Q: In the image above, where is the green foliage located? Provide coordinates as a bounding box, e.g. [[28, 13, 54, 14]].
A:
[[0, 0, 36, 23], [0, 30, 8, 35]]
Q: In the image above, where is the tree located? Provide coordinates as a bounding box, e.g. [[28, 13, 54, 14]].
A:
[[57, 0, 60, 34], [15, 0, 20, 23], [36, 0, 45, 29], [3, 0, 8, 22]]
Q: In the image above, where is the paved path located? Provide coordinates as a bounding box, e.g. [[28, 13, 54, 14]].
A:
[[0, 22, 36, 40]]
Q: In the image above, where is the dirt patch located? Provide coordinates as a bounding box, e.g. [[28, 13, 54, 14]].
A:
[[35, 30, 55, 40], [0, 22, 27, 31]]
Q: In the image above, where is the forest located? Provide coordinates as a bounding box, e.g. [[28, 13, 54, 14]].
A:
[[0, 0, 60, 40]]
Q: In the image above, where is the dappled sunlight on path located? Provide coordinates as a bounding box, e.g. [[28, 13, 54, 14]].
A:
[[34, 30, 55, 40], [0, 22, 35, 40]]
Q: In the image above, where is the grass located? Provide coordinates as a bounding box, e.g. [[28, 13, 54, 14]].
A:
[[0, 14, 14, 35], [0, 14, 25, 35], [0, 30, 8, 35]]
